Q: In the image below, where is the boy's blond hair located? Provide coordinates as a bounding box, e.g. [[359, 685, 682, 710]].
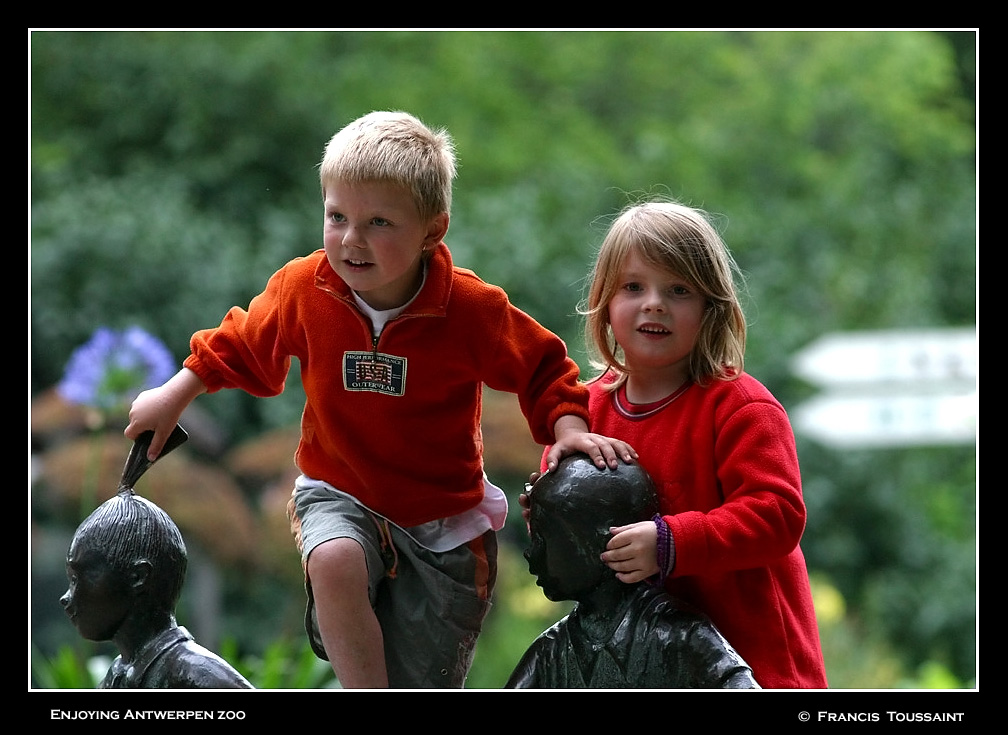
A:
[[319, 111, 456, 222], [581, 200, 747, 389]]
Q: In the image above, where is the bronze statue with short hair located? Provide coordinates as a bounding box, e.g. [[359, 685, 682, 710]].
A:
[[506, 454, 759, 689], [60, 426, 253, 689]]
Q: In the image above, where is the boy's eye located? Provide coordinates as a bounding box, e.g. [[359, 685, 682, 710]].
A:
[[328, 212, 345, 223], [371, 217, 391, 227]]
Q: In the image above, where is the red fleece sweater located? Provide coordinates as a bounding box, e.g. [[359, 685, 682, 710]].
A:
[[184, 244, 588, 527], [585, 371, 828, 688]]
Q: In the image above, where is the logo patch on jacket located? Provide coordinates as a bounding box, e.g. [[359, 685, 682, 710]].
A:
[[343, 351, 407, 396]]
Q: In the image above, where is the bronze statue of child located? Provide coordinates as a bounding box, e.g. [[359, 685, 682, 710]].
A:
[[60, 428, 253, 689], [506, 454, 760, 689]]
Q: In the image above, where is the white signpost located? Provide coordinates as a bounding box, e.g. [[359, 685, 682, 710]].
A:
[[790, 327, 977, 449]]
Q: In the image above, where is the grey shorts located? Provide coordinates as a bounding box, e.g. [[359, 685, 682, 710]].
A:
[[287, 480, 498, 688]]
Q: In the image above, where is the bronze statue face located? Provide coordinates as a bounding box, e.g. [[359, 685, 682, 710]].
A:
[[60, 536, 134, 642], [525, 501, 606, 602]]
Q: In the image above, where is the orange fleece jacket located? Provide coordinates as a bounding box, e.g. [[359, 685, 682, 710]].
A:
[[185, 244, 588, 527]]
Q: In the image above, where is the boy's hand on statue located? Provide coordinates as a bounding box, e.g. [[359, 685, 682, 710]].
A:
[[124, 368, 206, 461], [125, 387, 186, 461], [547, 416, 637, 471], [601, 522, 659, 584]]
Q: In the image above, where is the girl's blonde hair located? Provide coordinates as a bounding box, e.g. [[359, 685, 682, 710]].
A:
[[581, 200, 747, 390], [319, 111, 456, 222]]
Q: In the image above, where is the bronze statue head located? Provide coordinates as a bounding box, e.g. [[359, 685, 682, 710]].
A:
[[524, 454, 658, 602], [60, 489, 187, 641]]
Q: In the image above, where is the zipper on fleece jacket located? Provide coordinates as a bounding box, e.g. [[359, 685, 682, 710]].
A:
[[367, 310, 438, 358], [323, 284, 436, 357]]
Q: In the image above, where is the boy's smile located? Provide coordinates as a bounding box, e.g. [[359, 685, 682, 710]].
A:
[[323, 180, 449, 311]]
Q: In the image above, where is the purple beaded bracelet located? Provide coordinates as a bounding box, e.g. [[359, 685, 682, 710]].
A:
[[652, 514, 675, 584]]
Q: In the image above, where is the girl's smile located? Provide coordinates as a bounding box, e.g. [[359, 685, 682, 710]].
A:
[[638, 322, 672, 337], [608, 250, 706, 399]]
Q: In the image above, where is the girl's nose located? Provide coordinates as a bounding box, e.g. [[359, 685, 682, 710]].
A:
[[642, 291, 665, 312]]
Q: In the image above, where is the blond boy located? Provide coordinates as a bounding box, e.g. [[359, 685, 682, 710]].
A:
[[126, 111, 632, 687]]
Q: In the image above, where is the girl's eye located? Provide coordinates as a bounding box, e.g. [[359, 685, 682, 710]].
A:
[[666, 283, 695, 298], [623, 282, 642, 292]]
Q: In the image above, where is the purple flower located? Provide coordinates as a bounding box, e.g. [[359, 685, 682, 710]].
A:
[[57, 326, 177, 413]]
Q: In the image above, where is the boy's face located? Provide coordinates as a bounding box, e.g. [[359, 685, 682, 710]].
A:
[[323, 180, 449, 311], [60, 535, 134, 642]]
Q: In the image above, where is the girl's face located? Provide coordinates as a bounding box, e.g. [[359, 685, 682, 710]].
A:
[[607, 249, 707, 388], [323, 180, 448, 311]]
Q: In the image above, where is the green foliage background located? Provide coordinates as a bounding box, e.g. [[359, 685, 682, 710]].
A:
[[30, 30, 976, 689]]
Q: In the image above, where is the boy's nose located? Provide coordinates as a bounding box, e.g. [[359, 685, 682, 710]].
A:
[[342, 226, 365, 248]]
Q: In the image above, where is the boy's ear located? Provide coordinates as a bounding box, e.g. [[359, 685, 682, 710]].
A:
[[423, 212, 450, 247], [128, 559, 153, 594]]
